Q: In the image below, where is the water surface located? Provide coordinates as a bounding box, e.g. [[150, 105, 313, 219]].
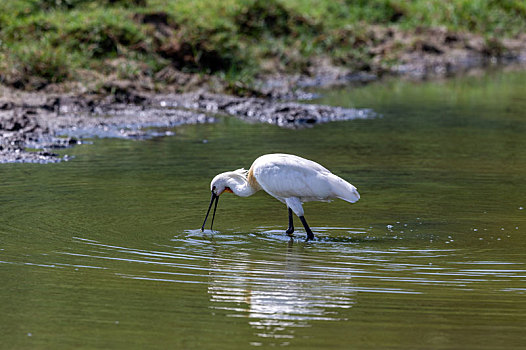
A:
[[1, 69, 526, 349]]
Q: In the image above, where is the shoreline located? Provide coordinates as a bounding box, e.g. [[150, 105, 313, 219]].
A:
[[1, 51, 526, 164]]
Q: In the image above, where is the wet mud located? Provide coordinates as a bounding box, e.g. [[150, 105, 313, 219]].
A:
[[157, 92, 376, 127], [0, 90, 374, 163], [0, 93, 212, 163]]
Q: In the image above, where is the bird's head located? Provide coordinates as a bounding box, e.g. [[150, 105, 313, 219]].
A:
[[210, 172, 235, 196], [201, 169, 247, 232]]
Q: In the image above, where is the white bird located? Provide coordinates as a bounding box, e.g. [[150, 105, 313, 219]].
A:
[[201, 153, 360, 241]]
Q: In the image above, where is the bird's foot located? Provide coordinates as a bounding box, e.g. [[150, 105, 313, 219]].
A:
[[286, 228, 294, 237]]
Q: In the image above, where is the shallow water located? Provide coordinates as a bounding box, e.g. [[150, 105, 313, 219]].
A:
[[1, 69, 526, 349]]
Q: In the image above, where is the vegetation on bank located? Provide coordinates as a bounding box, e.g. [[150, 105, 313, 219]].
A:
[[1, 0, 525, 91]]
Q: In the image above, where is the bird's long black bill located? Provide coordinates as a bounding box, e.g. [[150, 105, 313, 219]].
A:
[[210, 194, 219, 231], [201, 192, 218, 232]]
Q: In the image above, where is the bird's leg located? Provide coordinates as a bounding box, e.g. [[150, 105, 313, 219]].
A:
[[299, 216, 315, 241], [286, 207, 294, 236]]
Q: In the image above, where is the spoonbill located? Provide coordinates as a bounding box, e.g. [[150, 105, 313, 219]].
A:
[[201, 153, 360, 241]]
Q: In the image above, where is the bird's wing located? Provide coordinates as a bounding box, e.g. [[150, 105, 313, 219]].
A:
[[325, 173, 360, 203], [252, 154, 336, 201], [251, 153, 359, 203]]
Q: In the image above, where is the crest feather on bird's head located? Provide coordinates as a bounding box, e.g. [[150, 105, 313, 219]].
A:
[[233, 168, 248, 177], [210, 168, 248, 192]]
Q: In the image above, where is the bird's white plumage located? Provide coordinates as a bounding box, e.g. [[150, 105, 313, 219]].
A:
[[248, 154, 359, 216], [205, 153, 360, 240]]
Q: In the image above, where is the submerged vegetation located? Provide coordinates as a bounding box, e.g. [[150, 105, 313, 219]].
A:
[[1, 0, 526, 91]]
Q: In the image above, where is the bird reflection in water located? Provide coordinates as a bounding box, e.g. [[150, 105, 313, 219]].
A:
[[206, 240, 356, 343]]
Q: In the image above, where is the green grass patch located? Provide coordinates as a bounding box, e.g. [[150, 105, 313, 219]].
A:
[[1, 0, 525, 90], [1, 40, 76, 88]]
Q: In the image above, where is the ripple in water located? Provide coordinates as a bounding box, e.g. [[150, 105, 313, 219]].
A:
[[9, 227, 523, 343]]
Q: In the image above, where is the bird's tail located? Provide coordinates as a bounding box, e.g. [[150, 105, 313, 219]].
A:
[[329, 174, 360, 203]]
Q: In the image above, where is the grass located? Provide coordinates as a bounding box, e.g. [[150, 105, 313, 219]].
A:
[[1, 0, 525, 91]]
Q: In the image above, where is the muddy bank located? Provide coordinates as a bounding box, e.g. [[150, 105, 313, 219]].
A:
[[2, 25, 526, 164], [254, 27, 526, 94], [0, 91, 212, 163], [0, 89, 375, 163], [157, 92, 375, 126]]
